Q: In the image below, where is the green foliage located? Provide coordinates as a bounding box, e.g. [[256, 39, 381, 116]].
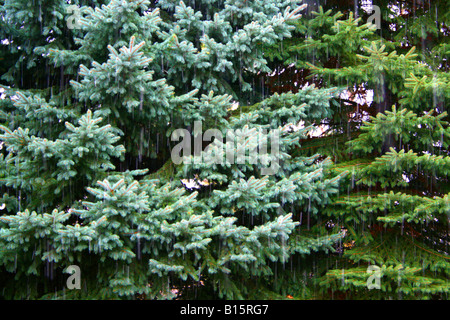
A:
[[274, 3, 449, 300], [0, 0, 448, 301], [0, 109, 124, 212], [0, 0, 350, 300]]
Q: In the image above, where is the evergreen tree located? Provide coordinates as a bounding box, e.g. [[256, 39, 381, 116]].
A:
[[1, 0, 448, 301], [0, 0, 351, 300], [271, 2, 449, 299]]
